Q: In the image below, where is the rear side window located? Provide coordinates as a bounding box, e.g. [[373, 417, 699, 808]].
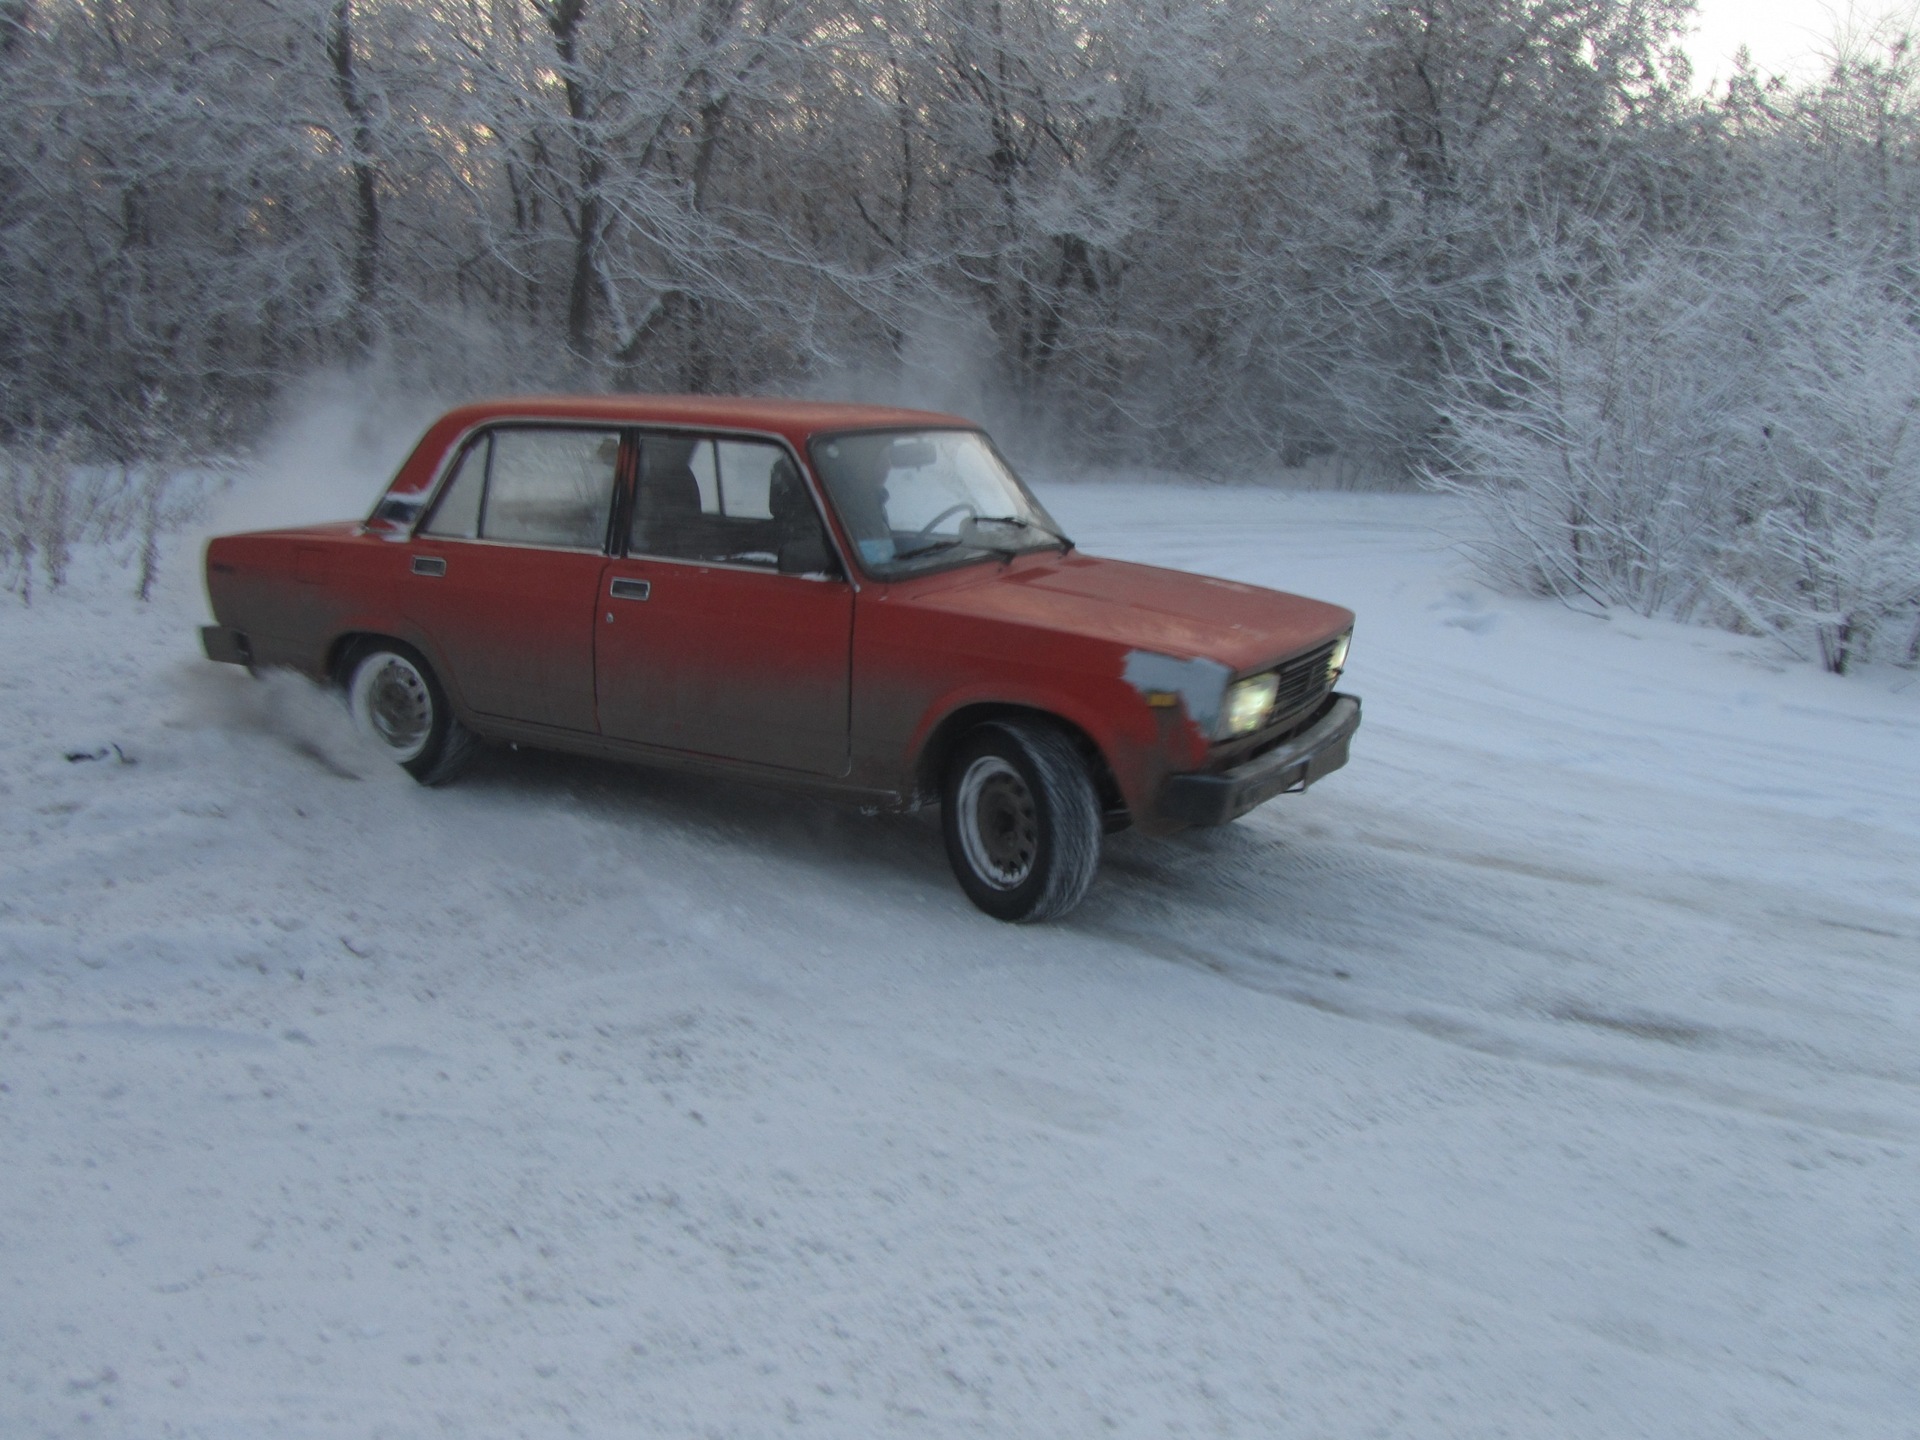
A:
[[420, 427, 620, 551]]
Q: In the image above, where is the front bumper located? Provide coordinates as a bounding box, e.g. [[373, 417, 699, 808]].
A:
[[1158, 693, 1361, 826]]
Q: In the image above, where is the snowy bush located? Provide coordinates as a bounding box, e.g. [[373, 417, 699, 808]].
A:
[[1434, 240, 1920, 671], [1, 430, 226, 604], [1728, 264, 1920, 671], [1431, 243, 1750, 620], [1434, 25, 1920, 674]]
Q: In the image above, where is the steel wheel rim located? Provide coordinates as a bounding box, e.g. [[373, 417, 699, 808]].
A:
[[957, 754, 1038, 890], [355, 655, 433, 761]]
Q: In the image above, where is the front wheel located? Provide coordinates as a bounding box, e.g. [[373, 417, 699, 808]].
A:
[[942, 719, 1102, 922], [345, 643, 478, 786]]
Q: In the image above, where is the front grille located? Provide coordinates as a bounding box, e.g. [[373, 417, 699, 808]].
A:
[[1265, 640, 1339, 730]]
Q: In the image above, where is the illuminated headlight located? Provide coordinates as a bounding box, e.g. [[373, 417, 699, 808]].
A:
[[1329, 631, 1351, 676], [1220, 673, 1279, 737]]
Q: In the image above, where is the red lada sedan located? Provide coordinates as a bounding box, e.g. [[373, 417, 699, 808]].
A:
[[201, 396, 1360, 921]]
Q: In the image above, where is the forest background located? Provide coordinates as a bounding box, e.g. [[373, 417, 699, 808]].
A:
[[3, 0, 1919, 672]]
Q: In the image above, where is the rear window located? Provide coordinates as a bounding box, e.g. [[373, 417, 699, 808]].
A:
[[421, 427, 620, 551]]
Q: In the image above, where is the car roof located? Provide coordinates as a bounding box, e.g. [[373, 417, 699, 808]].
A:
[[440, 394, 978, 444], [375, 394, 987, 516]]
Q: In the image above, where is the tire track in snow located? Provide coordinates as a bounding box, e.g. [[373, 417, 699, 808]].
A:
[[1081, 920, 1919, 1144], [1086, 786, 1920, 1146]]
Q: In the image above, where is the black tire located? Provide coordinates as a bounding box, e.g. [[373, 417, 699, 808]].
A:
[[344, 642, 479, 786], [941, 719, 1102, 922]]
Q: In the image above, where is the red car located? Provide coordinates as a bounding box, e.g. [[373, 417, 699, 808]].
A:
[[201, 397, 1359, 921]]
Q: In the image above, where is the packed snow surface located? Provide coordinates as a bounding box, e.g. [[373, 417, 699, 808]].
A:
[[3, 484, 1917, 1438]]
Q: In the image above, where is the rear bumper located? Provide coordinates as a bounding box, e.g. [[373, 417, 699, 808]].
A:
[[200, 625, 252, 666], [1158, 693, 1361, 826]]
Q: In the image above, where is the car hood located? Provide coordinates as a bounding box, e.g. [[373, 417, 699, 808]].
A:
[[899, 552, 1353, 673]]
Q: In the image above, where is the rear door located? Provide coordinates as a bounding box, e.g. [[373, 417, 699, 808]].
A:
[[403, 425, 622, 732], [595, 432, 853, 774]]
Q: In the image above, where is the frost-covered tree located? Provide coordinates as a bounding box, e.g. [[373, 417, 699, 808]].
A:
[[1732, 258, 1920, 672], [1432, 238, 1749, 617], [1433, 24, 1920, 669], [0, 0, 1708, 464]]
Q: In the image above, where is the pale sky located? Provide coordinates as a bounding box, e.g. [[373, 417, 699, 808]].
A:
[[1684, 0, 1920, 86]]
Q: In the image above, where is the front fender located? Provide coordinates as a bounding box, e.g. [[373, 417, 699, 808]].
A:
[[896, 667, 1208, 822]]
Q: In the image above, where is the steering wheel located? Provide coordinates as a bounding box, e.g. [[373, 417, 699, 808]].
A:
[[904, 503, 976, 545]]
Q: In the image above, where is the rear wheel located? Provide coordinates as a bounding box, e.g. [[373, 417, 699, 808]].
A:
[[345, 643, 478, 786], [942, 719, 1101, 922]]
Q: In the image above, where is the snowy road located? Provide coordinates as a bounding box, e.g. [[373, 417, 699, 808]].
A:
[[4, 486, 1917, 1437]]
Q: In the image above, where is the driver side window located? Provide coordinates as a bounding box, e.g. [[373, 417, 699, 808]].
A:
[[630, 435, 838, 576]]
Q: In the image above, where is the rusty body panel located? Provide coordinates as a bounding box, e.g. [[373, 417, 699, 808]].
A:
[[203, 396, 1358, 832]]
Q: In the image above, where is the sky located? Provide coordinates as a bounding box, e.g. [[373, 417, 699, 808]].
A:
[[1684, 0, 1919, 86]]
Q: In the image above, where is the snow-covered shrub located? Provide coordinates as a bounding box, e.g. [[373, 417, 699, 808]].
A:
[[1, 430, 226, 604], [1430, 243, 1753, 619], [1434, 239, 1920, 671], [1, 431, 80, 603], [1722, 262, 1920, 671]]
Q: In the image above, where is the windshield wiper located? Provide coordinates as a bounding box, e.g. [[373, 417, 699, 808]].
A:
[[891, 536, 966, 561], [892, 516, 1073, 564], [971, 514, 1074, 552]]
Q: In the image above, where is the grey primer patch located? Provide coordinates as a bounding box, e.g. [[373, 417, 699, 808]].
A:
[[1123, 650, 1231, 733]]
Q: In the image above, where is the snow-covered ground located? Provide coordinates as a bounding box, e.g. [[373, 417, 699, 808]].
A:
[[3, 482, 1917, 1438]]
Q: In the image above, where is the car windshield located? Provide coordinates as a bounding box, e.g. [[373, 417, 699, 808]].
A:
[[809, 429, 1069, 578]]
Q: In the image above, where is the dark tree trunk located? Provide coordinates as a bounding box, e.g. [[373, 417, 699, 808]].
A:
[[327, 0, 382, 351], [546, 0, 601, 367]]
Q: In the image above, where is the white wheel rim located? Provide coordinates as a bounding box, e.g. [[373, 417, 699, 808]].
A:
[[956, 754, 1038, 890], [351, 654, 434, 762]]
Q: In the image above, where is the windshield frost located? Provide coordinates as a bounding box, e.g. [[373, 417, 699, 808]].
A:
[[810, 430, 1067, 577]]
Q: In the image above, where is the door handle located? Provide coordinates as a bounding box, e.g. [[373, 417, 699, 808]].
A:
[[609, 577, 650, 601], [411, 555, 446, 577]]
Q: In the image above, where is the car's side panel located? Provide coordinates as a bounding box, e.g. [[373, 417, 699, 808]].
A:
[[205, 527, 400, 676], [848, 586, 1205, 823], [595, 558, 855, 774], [399, 538, 604, 732], [206, 528, 497, 722], [462, 711, 898, 807]]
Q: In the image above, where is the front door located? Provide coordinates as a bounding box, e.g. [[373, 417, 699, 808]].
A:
[[402, 425, 622, 732], [595, 433, 853, 774]]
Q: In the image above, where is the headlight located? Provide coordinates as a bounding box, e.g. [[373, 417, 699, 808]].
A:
[[1220, 673, 1279, 737], [1329, 631, 1351, 675]]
